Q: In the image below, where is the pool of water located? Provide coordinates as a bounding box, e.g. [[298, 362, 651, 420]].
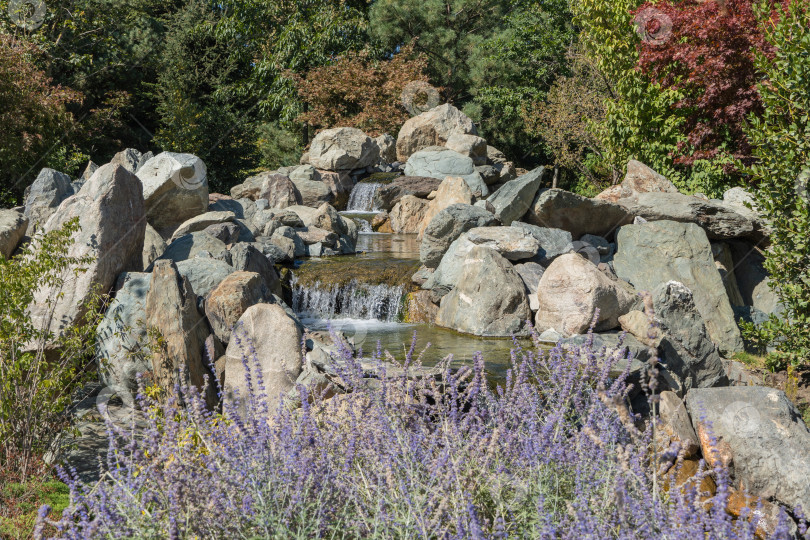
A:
[[294, 227, 533, 374], [301, 317, 525, 377]]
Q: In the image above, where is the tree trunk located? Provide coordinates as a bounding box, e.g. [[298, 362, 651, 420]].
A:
[[301, 102, 309, 147]]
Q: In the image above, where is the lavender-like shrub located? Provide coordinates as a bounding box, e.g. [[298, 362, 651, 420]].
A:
[[36, 329, 807, 539]]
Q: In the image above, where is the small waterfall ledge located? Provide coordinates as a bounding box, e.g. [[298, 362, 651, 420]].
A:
[[346, 182, 382, 212], [291, 276, 405, 322]]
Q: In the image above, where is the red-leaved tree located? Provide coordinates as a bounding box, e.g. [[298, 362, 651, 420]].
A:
[[634, 0, 788, 169], [294, 45, 433, 137]]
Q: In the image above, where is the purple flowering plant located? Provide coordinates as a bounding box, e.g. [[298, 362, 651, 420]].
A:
[[34, 325, 809, 539]]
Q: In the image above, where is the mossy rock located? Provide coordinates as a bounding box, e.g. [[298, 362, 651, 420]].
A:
[[294, 256, 420, 289], [363, 172, 401, 185]]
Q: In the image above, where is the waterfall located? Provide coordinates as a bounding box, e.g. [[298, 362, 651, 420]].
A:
[[291, 276, 404, 322], [357, 219, 373, 233], [346, 183, 382, 212]]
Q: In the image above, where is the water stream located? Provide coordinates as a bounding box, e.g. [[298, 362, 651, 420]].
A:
[[346, 183, 382, 213], [292, 278, 404, 323], [291, 215, 528, 374]]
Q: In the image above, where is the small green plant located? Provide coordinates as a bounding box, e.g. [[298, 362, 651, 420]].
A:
[[0, 219, 102, 479], [0, 474, 70, 540]]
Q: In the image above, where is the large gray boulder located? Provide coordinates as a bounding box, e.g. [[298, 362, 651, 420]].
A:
[[419, 204, 497, 268], [224, 303, 303, 414], [526, 189, 634, 239], [309, 127, 380, 171], [176, 258, 235, 300], [29, 164, 145, 339], [109, 148, 144, 173], [232, 172, 301, 209], [685, 386, 810, 512], [142, 223, 167, 270], [417, 176, 475, 238], [390, 195, 430, 234], [404, 147, 489, 198], [317, 170, 354, 209], [96, 273, 152, 400], [230, 173, 266, 200], [145, 260, 216, 407], [728, 241, 783, 317], [654, 281, 729, 393], [424, 227, 540, 294], [464, 227, 541, 261], [205, 271, 269, 343], [373, 176, 442, 211], [156, 231, 230, 264], [444, 133, 487, 165], [510, 222, 573, 265], [422, 235, 477, 293], [616, 192, 763, 241], [614, 220, 744, 355], [137, 152, 208, 237], [24, 168, 74, 233], [435, 246, 531, 337], [375, 133, 397, 164], [230, 243, 281, 297], [0, 209, 28, 258], [209, 198, 252, 219], [487, 167, 546, 225], [396, 103, 478, 161], [535, 253, 638, 336], [171, 211, 236, 240], [288, 166, 334, 207]]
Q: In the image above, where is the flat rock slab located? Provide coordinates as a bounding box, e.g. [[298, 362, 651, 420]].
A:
[[404, 147, 488, 198], [526, 188, 634, 239], [616, 192, 764, 241]]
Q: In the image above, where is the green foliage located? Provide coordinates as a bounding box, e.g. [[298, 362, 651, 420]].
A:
[[369, 0, 510, 104], [572, 0, 686, 186], [217, 0, 370, 129], [0, 34, 81, 205], [0, 476, 70, 539], [0, 219, 100, 478], [255, 122, 303, 171], [471, 0, 575, 160], [151, 0, 258, 194], [370, 0, 574, 162], [742, 0, 810, 369], [524, 46, 611, 186]]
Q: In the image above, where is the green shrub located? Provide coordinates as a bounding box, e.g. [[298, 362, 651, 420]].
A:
[[0, 219, 100, 478], [741, 1, 810, 370]]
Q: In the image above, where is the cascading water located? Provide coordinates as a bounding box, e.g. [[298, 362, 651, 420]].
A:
[[346, 183, 382, 212], [357, 219, 373, 233], [291, 276, 404, 322]]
